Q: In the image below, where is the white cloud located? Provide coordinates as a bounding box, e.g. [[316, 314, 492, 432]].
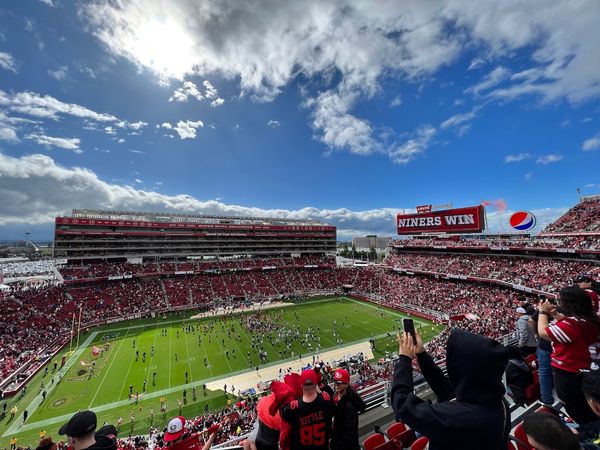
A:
[[128, 149, 147, 155], [465, 66, 511, 95], [310, 88, 381, 157], [524, 172, 533, 180], [25, 134, 82, 153], [82, 67, 96, 78], [169, 80, 224, 106], [0, 90, 118, 122], [104, 126, 116, 135], [0, 52, 18, 73], [117, 138, 125, 143], [536, 154, 563, 164], [169, 81, 203, 102], [79, 0, 600, 160], [582, 134, 600, 151], [202, 80, 218, 99], [169, 120, 204, 139], [388, 125, 436, 164], [0, 153, 571, 239], [389, 96, 402, 107], [504, 153, 531, 163], [0, 125, 19, 142], [39, 0, 55, 6], [267, 120, 280, 128], [134, 178, 142, 183], [48, 66, 68, 80], [467, 57, 486, 70], [128, 121, 148, 130], [440, 110, 478, 130], [0, 153, 398, 235]]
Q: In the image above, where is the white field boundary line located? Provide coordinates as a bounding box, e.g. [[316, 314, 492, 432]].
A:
[[3, 332, 98, 437]]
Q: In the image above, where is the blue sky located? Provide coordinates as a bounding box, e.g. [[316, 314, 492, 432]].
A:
[[1, 0, 599, 240]]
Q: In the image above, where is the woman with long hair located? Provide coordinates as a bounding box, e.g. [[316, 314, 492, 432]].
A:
[[538, 286, 600, 425]]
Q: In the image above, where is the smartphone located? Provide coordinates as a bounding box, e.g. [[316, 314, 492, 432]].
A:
[[403, 318, 416, 344]]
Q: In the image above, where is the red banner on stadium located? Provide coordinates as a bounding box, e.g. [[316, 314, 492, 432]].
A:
[[416, 205, 432, 213], [397, 205, 485, 235]]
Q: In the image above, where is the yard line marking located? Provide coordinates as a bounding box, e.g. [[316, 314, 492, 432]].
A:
[[214, 330, 233, 373], [88, 327, 130, 408], [143, 323, 160, 391], [168, 325, 172, 388], [118, 330, 140, 401], [183, 324, 193, 381], [199, 328, 214, 378]]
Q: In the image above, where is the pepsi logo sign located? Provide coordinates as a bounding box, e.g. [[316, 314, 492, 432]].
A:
[[510, 211, 536, 231]]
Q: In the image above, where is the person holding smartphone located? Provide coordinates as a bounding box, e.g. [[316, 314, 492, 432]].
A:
[[391, 327, 510, 450]]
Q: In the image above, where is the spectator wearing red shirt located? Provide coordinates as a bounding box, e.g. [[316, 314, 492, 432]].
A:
[[575, 275, 600, 315], [538, 287, 600, 425]]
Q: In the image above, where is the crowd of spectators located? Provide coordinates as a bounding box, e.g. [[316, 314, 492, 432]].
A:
[[1, 255, 557, 387], [391, 234, 600, 251], [59, 256, 336, 281], [384, 252, 599, 293], [0, 260, 57, 279], [542, 195, 600, 234]]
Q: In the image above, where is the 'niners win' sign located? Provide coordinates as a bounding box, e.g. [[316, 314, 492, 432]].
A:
[[397, 205, 485, 235]]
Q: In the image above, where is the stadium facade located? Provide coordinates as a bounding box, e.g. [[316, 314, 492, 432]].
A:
[[54, 209, 336, 261]]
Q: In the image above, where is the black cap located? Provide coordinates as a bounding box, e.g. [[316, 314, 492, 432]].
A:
[[575, 274, 593, 284], [59, 411, 97, 437]]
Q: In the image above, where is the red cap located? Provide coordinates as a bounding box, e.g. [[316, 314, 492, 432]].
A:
[[164, 416, 186, 442], [300, 369, 318, 386], [333, 369, 350, 384]]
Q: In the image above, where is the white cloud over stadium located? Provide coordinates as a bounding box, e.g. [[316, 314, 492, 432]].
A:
[[80, 0, 600, 163], [0, 153, 566, 239]]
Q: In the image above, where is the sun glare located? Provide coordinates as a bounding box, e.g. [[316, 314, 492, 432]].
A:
[[131, 21, 195, 79]]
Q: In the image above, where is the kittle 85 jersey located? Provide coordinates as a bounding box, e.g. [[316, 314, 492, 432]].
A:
[[281, 392, 335, 450]]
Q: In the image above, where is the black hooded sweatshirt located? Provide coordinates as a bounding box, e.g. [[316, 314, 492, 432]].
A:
[[83, 425, 117, 450], [330, 386, 366, 450], [391, 329, 510, 450]]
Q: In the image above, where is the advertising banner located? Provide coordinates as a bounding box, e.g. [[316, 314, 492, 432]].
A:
[[397, 205, 485, 235]]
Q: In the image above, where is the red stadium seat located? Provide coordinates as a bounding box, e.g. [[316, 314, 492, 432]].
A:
[[386, 422, 407, 439], [525, 370, 540, 405], [394, 429, 416, 447], [512, 421, 533, 450], [363, 433, 386, 450], [411, 436, 429, 450]]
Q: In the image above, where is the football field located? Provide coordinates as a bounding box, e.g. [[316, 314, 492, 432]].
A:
[[1, 297, 443, 446]]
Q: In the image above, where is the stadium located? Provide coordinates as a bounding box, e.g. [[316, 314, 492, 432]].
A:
[[0, 196, 599, 449], [3, 2, 600, 449]]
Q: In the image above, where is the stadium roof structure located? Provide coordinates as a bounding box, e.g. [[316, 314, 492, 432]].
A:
[[70, 209, 324, 226]]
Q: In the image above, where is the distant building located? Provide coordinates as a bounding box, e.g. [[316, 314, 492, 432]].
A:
[[352, 235, 391, 252]]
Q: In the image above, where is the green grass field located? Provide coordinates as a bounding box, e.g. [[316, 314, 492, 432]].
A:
[[0, 297, 443, 446]]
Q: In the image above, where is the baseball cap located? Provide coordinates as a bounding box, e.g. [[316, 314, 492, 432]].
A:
[[515, 307, 526, 314], [300, 369, 318, 386], [58, 411, 97, 437], [164, 416, 186, 442], [575, 274, 593, 283], [333, 369, 350, 384]]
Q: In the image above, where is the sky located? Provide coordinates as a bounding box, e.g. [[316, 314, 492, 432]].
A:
[[0, 0, 599, 241]]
